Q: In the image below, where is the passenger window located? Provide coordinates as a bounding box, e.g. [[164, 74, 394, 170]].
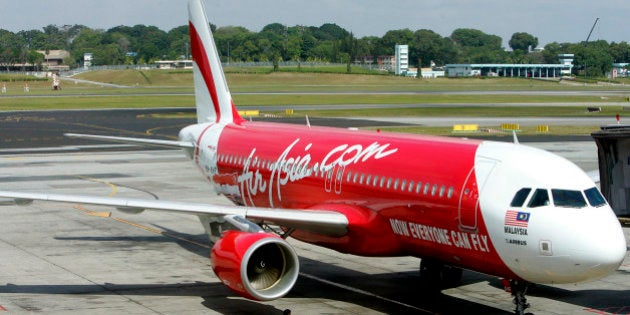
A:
[[346, 171, 352, 182], [359, 174, 364, 184], [528, 189, 550, 208], [408, 181, 414, 193], [401, 180, 406, 191], [416, 182, 422, 194], [431, 184, 438, 196], [510, 188, 532, 207], [373, 175, 379, 186], [424, 183, 430, 195], [394, 179, 399, 190], [387, 178, 392, 189], [552, 189, 587, 208], [585, 187, 607, 207], [439, 185, 445, 197], [366, 175, 372, 185], [447, 187, 454, 198]]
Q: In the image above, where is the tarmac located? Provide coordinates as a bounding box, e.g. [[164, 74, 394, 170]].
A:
[[0, 139, 629, 314]]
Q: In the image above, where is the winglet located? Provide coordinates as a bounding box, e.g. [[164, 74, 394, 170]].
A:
[[188, 0, 243, 124]]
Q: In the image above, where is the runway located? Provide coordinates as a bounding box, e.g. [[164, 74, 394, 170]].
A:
[[0, 141, 629, 314]]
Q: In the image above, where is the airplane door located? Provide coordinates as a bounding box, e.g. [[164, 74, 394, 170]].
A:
[[458, 158, 497, 231], [324, 166, 344, 194], [334, 166, 344, 194], [325, 168, 333, 192]]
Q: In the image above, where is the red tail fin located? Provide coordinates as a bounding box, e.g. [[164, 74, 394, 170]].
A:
[[188, 0, 243, 124]]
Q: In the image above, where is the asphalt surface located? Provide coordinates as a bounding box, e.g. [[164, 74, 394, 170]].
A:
[[0, 107, 601, 154], [0, 144, 627, 314], [0, 108, 426, 152], [0, 108, 628, 314]]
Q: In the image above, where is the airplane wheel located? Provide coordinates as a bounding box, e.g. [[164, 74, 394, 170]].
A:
[[441, 264, 463, 288], [419, 259, 462, 289]]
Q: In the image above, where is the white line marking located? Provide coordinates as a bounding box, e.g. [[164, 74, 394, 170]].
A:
[[299, 272, 435, 314]]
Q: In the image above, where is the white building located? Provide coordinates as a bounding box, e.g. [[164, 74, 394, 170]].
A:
[[395, 44, 409, 75], [84, 53, 93, 69], [557, 54, 574, 76]]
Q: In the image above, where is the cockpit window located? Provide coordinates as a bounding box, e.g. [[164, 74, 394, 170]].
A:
[[528, 188, 550, 208], [585, 187, 607, 207], [551, 189, 587, 208], [510, 188, 532, 207]]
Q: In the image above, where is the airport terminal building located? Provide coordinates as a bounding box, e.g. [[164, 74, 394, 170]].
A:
[[445, 54, 574, 78]]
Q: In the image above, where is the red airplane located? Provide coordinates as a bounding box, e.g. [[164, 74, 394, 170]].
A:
[[0, 1, 626, 314]]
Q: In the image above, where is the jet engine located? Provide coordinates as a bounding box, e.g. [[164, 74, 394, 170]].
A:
[[210, 230, 299, 301]]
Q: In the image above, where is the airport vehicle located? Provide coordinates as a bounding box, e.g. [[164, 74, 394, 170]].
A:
[[0, 1, 626, 314]]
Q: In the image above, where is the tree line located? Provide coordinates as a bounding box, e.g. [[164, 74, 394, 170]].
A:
[[1, 23, 629, 77]]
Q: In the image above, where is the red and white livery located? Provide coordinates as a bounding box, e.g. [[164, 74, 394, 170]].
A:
[[0, 1, 625, 314]]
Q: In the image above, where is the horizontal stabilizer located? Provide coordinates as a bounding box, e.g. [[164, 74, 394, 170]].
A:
[[65, 133, 194, 149]]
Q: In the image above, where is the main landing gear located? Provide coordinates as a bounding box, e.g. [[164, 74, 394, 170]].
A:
[[419, 259, 463, 289], [505, 279, 532, 315]]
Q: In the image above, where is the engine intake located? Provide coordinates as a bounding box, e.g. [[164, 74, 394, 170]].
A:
[[211, 231, 299, 301]]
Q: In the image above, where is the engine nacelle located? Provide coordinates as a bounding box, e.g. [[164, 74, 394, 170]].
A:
[[210, 230, 299, 301]]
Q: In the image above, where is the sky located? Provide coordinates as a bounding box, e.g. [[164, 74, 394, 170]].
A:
[[1, 0, 627, 48]]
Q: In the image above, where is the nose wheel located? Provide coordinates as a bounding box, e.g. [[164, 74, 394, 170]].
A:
[[508, 279, 532, 315]]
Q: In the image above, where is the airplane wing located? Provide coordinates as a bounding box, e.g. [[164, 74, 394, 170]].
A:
[[65, 133, 194, 149], [0, 190, 348, 237]]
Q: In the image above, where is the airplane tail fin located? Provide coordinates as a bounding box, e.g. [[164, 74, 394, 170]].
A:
[[188, 0, 243, 124]]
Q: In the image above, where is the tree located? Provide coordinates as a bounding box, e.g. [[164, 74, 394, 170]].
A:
[[450, 28, 505, 63], [609, 41, 630, 63], [372, 29, 414, 61], [167, 25, 190, 59], [509, 32, 538, 53], [412, 29, 456, 67], [574, 40, 613, 77], [451, 28, 501, 48], [70, 28, 103, 64]]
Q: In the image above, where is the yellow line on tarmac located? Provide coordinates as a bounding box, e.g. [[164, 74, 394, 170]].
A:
[[113, 217, 210, 249], [73, 175, 209, 249], [73, 204, 111, 217], [75, 175, 118, 197]]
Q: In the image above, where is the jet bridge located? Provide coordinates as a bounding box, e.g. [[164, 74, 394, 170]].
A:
[[592, 125, 630, 216]]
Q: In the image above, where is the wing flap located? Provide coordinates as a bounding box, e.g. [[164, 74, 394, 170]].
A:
[[0, 190, 348, 237]]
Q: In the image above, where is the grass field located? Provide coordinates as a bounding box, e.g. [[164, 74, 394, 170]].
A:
[[1, 69, 630, 136]]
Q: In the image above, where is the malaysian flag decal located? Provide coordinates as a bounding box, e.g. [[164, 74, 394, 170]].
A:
[[505, 210, 530, 228]]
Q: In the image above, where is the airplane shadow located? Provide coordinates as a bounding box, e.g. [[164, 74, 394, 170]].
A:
[[37, 228, 630, 314]]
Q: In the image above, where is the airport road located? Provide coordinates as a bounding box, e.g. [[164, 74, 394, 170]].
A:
[[0, 141, 629, 314]]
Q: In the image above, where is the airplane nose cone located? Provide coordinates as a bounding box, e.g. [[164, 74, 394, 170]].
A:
[[511, 209, 627, 284], [567, 211, 627, 281]]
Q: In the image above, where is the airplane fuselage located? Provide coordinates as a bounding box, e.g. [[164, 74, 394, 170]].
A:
[[180, 120, 626, 284]]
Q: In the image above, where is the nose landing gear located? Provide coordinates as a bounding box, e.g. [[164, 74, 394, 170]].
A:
[[506, 279, 531, 315]]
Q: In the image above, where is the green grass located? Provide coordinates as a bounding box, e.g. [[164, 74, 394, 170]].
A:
[[2, 70, 630, 137], [370, 125, 602, 137], [72, 69, 630, 92], [0, 95, 194, 110], [288, 105, 626, 118]]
